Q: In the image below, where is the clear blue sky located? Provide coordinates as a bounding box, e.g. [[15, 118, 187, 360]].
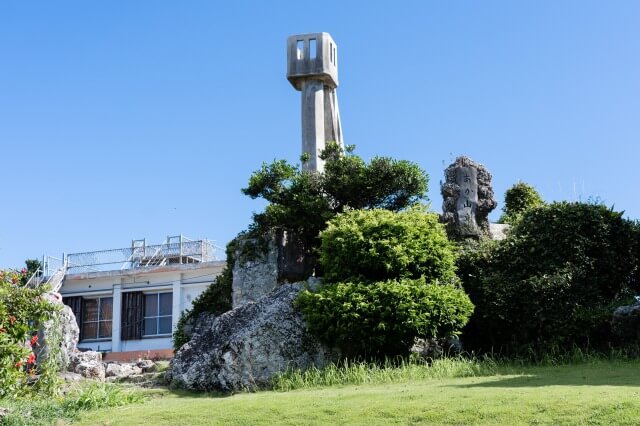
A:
[[1, 1, 639, 269]]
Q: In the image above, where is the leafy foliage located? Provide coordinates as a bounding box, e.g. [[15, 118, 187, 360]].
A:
[[20, 259, 42, 285], [297, 277, 473, 358], [320, 208, 457, 283], [299, 207, 471, 359], [172, 239, 236, 350], [460, 202, 640, 354], [2, 382, 143, 424], [499, 181, 544, 224], [0, 269, 60, 398], [242, 143, 429, 264], [175, 145, 428, 350]]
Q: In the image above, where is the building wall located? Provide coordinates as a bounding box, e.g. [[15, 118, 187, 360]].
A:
[[59, 261, 225, 353]]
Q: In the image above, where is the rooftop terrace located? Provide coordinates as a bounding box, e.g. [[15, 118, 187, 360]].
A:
[[43, 235, 225, 277]]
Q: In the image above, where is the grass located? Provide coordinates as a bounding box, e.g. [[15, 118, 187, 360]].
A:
[[72, 358, 640, 426], [271, 356, 506, 391], [0, 383, 144, 425]]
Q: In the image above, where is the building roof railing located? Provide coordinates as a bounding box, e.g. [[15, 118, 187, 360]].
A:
[[42, 235, 224, 277]]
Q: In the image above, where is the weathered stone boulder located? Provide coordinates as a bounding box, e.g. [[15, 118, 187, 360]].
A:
[[170, 282, 335, 392], [232, 234, 278, 308], [70, 351, 105, 380], [105, 362, 142, 379], [232, 229, 317, 308], [75, 361, 105, 381], [410, 336, 463, 360], [176, 311, 217, 349], [36, 293, 79, 371], [612, 301, 640, 341], [441, 156, 497, 239], [136, 359, 157, 373]]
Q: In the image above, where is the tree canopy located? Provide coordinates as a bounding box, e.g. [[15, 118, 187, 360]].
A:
[[242, 143, 429, 253]]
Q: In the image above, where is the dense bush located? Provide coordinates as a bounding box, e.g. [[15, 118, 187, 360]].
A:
[[499, 181, 544, 224], [320, 208, 457, 283], [172, 239, 236, 350], [299, 208, 472, 359], [460, 202, 640, 354], [0, 269, 59, 398], [297, 277, 473, 358]]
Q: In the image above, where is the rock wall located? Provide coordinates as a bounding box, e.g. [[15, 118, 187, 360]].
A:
[[170, 282, 335, 392]]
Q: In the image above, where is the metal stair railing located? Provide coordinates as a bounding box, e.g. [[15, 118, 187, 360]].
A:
[[25, 268, 44, 288], [144, 246, 167, 267], [26, 262, 67, 292], [45, 261, 67, 293]]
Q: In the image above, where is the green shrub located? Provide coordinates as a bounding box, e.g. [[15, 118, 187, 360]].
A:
[[172, 238, 236, 350], [499, 181, 544, 224], [0, 269, 60, 398], [320, 208, 457, 283], [460, 202, 640, 354], [297, 277, 473, 359]]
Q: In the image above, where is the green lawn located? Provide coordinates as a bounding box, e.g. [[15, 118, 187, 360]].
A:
[[76, 360, 640, 425]]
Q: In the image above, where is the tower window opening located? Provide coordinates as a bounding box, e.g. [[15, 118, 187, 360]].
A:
[[309, 38, 317, 59], [296, 40, 304, 60]]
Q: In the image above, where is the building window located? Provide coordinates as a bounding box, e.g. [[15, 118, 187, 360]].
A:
[[296, 40, 304, 60], [144, 292, 172, 336], [309, 38, 317, 59], [82, 297, 113, 340]]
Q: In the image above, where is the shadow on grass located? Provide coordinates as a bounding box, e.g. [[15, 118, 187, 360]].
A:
[[165, 387, 235, 398], [452, 362, 640, 388]]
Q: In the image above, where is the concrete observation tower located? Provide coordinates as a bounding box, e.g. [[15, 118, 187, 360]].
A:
[[287, 33, 343, 172]]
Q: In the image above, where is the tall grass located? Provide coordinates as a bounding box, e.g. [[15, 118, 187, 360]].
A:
[[272, 348, 633, 392], [1, 383, 144, 425], [272, 356, 504, 391]]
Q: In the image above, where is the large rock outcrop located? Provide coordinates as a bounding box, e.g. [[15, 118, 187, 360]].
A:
[[232, 229, 317, 308], [232, 234, 279, 308], [170, 282, 334, 392], [36, 292, 79, 371]]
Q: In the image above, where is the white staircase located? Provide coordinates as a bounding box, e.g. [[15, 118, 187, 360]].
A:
[[46, 263, 67, 293]]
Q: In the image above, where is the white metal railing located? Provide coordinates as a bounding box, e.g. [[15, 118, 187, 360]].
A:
[[42, 235, 224, 276], [27, 260, 67, 292], [47, 263, 67, 292]]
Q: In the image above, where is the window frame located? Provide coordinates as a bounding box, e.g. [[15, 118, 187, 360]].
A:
[[143, 292, 173, 337], [81, 296, 113, 341]]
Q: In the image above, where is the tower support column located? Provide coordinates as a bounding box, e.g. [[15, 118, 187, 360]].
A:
[[301, 80, 326, 172]]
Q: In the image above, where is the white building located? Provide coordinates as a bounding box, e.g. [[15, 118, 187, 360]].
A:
[[43, 236, 225, 357]]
